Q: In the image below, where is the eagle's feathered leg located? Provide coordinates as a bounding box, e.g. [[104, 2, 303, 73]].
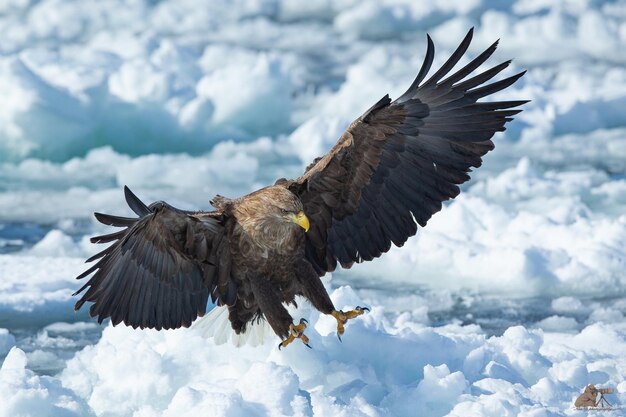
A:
[[295, 260, 335, 314], [248, 276, 293, 337], [248, 275, 310, 349]]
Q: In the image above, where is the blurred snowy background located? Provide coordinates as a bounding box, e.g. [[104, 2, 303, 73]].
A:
[[1, 0, 626, 416]]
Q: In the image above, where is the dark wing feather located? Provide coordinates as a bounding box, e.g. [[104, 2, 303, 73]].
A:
[[284, 28, 528, 274], [74, 186, 234, 330]]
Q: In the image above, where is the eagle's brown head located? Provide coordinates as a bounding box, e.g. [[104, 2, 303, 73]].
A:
[[234, 186, 309, 251]]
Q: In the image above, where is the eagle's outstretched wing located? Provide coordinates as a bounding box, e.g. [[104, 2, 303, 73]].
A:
[[74, 186, 234, 330], [283, 28, 528, 274]]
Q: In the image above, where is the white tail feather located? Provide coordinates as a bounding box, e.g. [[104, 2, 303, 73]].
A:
[[192, 306, 272, 347]]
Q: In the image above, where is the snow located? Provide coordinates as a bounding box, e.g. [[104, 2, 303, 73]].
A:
[[1, 0, 626, 415], [0, 329, 16, 357], [535, 316, 579, 332], [551, 297, 585, 314], [0, 254, 84, 314], [0, 288, 614, 416], [0, 347, 93, 417]]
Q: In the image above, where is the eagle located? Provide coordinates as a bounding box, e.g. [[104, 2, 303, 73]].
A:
[[74, 28, 527, 349]]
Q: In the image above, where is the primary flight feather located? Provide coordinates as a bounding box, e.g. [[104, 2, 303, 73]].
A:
[[74, 28, 527, 348]]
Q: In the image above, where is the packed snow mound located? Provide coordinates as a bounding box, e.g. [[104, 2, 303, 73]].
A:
[[33, 287, 623, 417]]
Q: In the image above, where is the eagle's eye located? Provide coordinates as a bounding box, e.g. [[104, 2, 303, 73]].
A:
[[280, 208, 288, 215]]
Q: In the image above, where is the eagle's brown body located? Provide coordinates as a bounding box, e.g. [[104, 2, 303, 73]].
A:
[[216, 186, 332, 338], [74, 29, 528, 346]]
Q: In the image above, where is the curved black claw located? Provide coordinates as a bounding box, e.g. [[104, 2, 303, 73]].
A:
[[356, 306, 370, 312], [300, 318, 308, 324]]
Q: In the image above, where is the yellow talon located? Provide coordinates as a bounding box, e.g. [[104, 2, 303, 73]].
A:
[[278, 319, 311, 350], [331, 306, 369, 341]]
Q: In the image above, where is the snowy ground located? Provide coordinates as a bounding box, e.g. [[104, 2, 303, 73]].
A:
[[1, 0, 626, 416]]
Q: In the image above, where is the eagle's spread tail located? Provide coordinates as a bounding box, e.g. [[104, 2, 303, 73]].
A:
[[193, 306, 272, 347]]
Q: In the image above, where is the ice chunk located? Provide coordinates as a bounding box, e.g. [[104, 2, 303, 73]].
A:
[[535, 316, 579, 332], [0, 253, 85, 316], [0, 347, 92, 417], [382, 364, 468, 417], [28, 230, 84, 258], [551, 297, 584, 313], [0, 329, 16, 357]]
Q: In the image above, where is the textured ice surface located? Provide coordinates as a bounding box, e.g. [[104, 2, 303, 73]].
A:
[[1, 0, 626, 416]]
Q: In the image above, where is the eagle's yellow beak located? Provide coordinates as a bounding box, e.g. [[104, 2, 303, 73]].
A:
[[289, 211, 310, 232]]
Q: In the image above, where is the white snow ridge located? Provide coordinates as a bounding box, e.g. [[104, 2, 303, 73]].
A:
[[1, 0, 626, 416]]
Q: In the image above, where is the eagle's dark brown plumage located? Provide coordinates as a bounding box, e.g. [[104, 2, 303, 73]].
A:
[[74, 29, 528, 347]]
